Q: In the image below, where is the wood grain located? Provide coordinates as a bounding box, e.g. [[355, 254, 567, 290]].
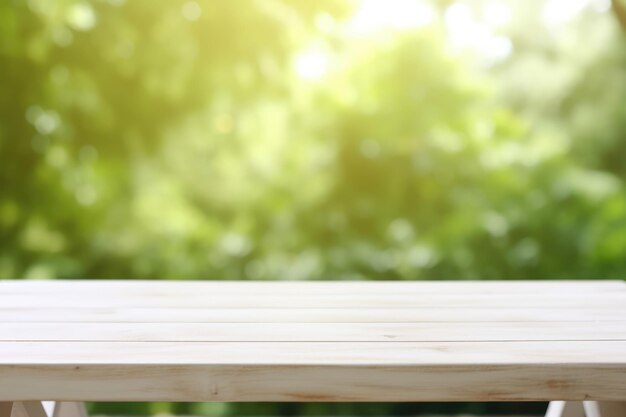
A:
[[0, 321, 624, 342], [0, 280, 624, 402], [2, 340, 626, 365], [1, 293, 625, 309], [1, 362, 625, 402], [1, 279, 623, 295], [2, 307, 624, 323]]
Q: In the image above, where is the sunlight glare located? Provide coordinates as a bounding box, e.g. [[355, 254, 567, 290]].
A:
[[181, 1, 202, 21], [542, 0, 593, 26], [482, 2, 512, 28], [67, 3, 96, 31], [294, 49, 329, 81], [347, 0, 435, 37], [445, 3, 512, 62]]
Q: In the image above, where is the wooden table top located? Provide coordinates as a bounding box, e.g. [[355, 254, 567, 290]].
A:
[[0, 280, 625, 402]]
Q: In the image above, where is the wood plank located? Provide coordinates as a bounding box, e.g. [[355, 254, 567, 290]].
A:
[[1, 280, 623, 296], [1, 307, 624, 323], [1, 293, 625, 309], [1, 360, 624, 402], [1, 341, 625, 365], [1, 280, 624, 403], [1, 321, 625, 342]]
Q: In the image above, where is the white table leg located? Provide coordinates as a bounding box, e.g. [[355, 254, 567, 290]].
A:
[[5, 403, 87, 417], [40, 402, 55, 417], [584, 401, 626, 417], [545, 401, 585, 417]]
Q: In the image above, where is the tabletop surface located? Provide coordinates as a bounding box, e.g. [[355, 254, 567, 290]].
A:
[[0, 280, 625, 402]]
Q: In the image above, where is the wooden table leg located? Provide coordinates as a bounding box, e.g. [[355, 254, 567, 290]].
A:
[[545, 401, 585, 417], [5, 403, 88, 417], [0, 403, 13, 417], [51, 403, 87, 417], [19, 402, 47, 417], [584, 401, 626, 417]]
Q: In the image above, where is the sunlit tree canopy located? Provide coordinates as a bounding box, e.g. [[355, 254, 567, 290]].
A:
[[1, 0, 626, 280]]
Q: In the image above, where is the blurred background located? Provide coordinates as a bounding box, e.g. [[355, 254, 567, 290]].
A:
[[1, 0, 626, 415]]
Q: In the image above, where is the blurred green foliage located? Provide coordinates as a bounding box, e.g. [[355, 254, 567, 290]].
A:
[[2, 0, 626, 280], [1, 0, 626, 415]]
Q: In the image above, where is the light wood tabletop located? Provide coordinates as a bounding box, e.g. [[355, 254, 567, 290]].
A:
[[0, 280, 625, 417]]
